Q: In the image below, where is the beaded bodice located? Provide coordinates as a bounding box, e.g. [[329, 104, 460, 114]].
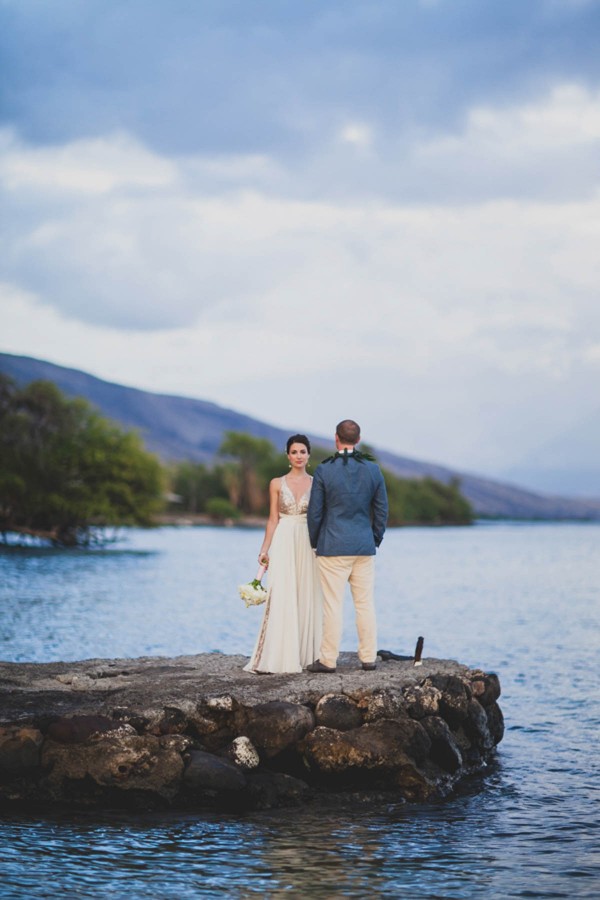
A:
[[279, 476, 312, 516]]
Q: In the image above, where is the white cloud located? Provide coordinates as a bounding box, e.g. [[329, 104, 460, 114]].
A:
[[407, 83, 600, 201], [0, 130, 177, 195], [2, 82, 600, 479], [581, 342, 600, 368], [339, 122, 373, 149], [455, 83, 600, 149]]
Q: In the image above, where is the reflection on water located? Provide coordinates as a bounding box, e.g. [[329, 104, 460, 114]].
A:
[[2, 765, 598, 899], [1, 523, 599, 897]]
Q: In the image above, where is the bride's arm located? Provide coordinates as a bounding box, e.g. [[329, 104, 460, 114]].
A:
[[258, 477, 281, 565]]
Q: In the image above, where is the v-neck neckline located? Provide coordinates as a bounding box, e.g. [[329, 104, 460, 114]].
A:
[[283, 475, 311, 506]]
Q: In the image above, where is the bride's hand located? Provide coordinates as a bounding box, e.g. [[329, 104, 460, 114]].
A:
[[258, 553, 269, 567]]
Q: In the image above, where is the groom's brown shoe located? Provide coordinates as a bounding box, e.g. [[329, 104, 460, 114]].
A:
[[361, 661, 377, 671], [307, 660, 336, 673]]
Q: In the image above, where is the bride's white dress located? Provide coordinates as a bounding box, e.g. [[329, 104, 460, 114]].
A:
[[244, 476, 323, 673]]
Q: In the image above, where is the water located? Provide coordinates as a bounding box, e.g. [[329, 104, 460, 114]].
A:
[[1, 522, 599, 898]]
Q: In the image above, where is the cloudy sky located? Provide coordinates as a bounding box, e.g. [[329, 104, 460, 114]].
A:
[[2, 0, 600, 495]]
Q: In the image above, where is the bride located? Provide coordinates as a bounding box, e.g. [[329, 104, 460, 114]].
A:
[[244, 434, 323, 674]]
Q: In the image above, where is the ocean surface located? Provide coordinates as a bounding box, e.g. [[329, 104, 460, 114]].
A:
[[0, 522, 599, 898]]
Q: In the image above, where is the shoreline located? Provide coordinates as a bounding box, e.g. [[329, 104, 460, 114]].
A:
[[154, 513, 474, 528]]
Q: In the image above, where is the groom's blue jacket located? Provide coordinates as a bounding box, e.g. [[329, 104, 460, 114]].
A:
[[307, 453, 388, 556]]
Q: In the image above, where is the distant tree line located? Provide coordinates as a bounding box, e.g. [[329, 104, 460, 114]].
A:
[[0, 377, 473, 546], [170, 432, 473, 526]]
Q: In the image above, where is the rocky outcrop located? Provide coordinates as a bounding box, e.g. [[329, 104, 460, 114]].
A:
[[0, 652, 503, 811]]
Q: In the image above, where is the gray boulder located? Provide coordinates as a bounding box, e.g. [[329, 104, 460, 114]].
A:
[[314, 694, 363, 731], [183, 750, 247, 793], [242, 701, 315, 758]]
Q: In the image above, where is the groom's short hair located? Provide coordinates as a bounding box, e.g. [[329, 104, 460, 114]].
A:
[[336, 419, 361, 445]]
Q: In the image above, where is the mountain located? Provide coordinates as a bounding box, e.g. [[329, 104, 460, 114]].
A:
[[1, 352, 599, 520], [500, 410, 600, 498]]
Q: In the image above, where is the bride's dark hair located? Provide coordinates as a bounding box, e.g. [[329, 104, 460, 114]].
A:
[[286, 434, 311, 454]]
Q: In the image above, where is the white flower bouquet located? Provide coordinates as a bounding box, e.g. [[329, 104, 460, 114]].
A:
[[239, 564, 268, 607]]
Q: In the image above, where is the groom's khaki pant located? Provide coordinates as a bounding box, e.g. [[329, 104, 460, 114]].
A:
[[317, 555, 377, 668]]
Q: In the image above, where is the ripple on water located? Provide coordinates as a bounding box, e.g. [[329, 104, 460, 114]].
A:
[[1, 523, 599, 898]]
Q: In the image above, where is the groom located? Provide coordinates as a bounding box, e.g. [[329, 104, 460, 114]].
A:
[[307, 419, 388, 672]]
